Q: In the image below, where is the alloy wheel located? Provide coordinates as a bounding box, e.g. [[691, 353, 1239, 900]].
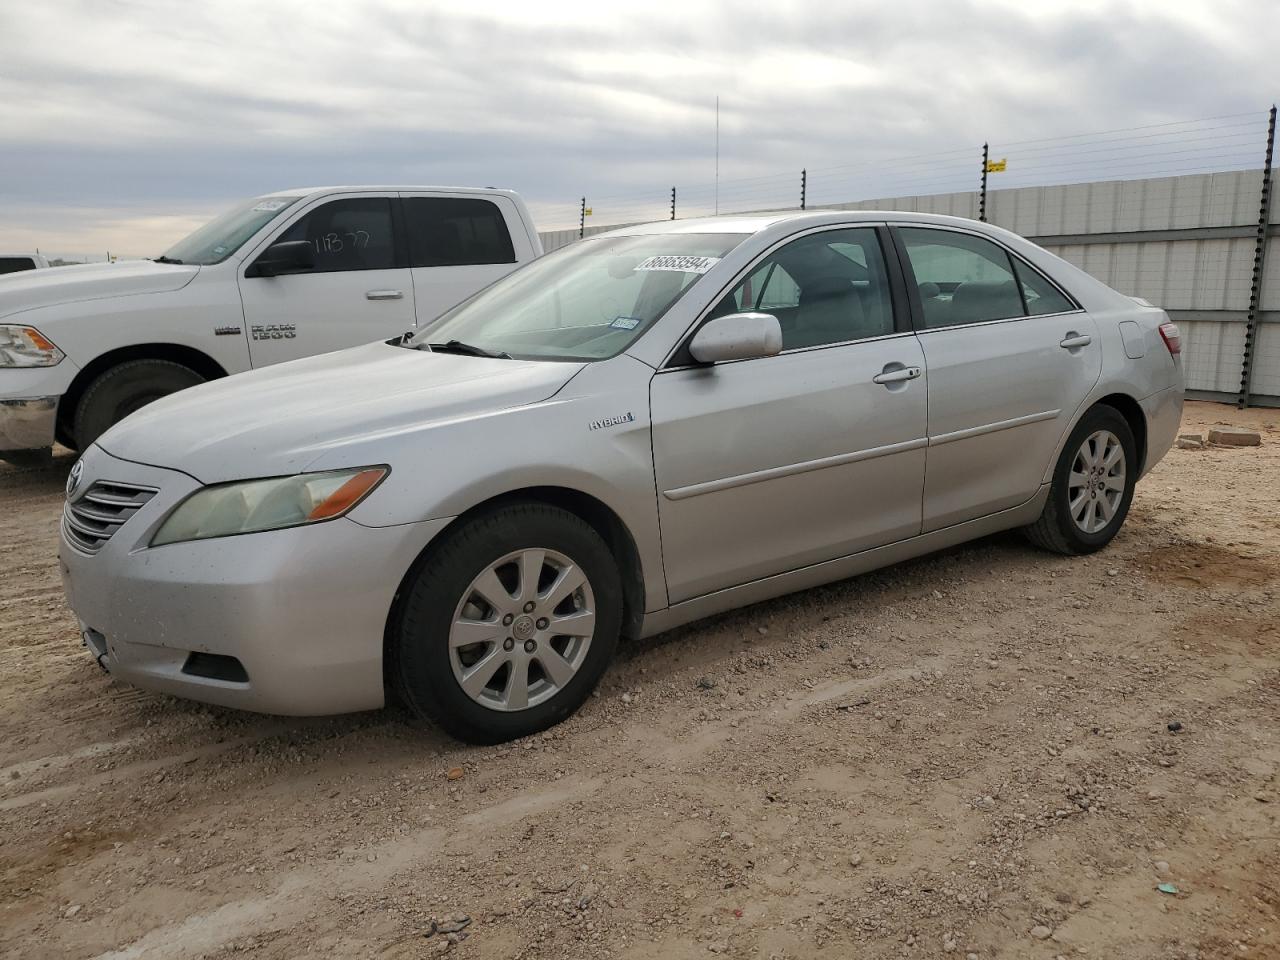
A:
[[448, 548, 596, 711], [1067, 429, 1126, 534]]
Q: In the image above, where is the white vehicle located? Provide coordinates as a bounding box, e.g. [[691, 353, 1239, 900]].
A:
[[0, 253, 50, 275], [0, 187, 541, 463]]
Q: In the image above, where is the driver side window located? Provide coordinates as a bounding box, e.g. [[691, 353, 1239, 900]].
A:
[[712, 228, 895, 350], [276, 198, 397, 273]]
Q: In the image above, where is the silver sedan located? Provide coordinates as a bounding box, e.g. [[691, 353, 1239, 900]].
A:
[[59, 211, 1184, 742]]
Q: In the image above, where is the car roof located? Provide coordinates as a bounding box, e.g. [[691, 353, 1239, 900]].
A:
[[591, 209, 1001, 238], [258, 185, 522, 199]]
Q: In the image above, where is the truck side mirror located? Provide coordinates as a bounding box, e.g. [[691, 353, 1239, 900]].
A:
[[248, 241, 315, 278]]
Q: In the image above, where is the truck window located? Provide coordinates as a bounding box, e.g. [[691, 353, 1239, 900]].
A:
[[403, 197, 516, 268], [0, 257, 37, 275], [276, 198, 397, 273]]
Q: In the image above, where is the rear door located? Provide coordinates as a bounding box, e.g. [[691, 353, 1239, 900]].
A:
[[650, 225, 928, 603], [238, 194, 416, 366], [891, 224, 1102, 532], [400, 193, 533, 327]]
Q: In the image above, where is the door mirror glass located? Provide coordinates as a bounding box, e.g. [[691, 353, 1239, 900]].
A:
[[251, 240, 315, 278], [688, 312, 783, 364]]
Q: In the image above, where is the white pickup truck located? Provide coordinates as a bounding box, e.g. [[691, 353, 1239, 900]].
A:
[[0, 186, 542, 463]]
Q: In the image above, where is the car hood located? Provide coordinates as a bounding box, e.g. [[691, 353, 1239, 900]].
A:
[[95, 342, 585, 483], [0, 260, 200, 319]]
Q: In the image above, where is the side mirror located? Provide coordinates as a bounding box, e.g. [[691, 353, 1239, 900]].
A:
[[249, 240, 315, 278], [688, 312, 783, 364]]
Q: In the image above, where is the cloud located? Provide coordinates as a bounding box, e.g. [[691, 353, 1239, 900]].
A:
[[0, 0, 1274, 256]]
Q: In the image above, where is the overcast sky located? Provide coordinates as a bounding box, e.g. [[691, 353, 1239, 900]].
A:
[[1, 0, 1276, 258]]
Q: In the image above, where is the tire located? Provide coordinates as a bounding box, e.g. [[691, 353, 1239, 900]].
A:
[[73, 359, 205, 450], [1024, 404, 1138, 555], [393, 502, 623, 744]]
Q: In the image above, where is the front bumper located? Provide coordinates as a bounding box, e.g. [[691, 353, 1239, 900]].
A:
[[58, 446, 452, 716], [0, 396, 58, 451]]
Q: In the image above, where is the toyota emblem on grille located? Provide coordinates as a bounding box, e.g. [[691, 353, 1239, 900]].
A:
[[66, 460, 84, 499]]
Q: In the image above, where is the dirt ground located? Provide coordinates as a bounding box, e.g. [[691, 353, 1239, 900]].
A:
[[1, 399, 1277, 960]]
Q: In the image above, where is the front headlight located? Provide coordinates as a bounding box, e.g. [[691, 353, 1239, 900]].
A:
[[151, 467, 388, 546], [0, 325, 65, 367]]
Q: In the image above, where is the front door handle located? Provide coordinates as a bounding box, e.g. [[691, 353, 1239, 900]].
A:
[[872, 365, 922, 385], [1060, 333, 1092, 349], [366, 289, 404, 301]]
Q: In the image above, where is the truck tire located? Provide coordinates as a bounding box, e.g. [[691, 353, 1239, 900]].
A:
[[73, 359, 205, 450]]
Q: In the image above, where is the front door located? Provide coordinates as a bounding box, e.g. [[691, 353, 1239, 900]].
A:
[[650, 226, 929, 603], [892, 225, 1103, 532], [238, 194, 416, 366]]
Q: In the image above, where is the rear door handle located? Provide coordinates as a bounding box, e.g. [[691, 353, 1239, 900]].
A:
[[872, 365, 922, 385], [366, 289, 404, 301], [1059, 333, 1092, 349]]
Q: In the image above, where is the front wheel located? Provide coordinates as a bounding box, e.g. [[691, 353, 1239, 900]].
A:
[[392, 503, 622, 743], [1024, 404, 1138, 555], [73, 359, 205, 450]]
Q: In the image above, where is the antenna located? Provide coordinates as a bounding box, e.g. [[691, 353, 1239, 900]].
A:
[[715, 95, 720, 215]]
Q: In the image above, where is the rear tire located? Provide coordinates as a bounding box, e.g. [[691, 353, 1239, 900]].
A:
[[393, 503, 622, 744], [73, 359, 205, 449], [1024, 404, 1137, 555]]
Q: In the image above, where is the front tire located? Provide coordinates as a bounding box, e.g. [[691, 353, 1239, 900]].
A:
[[73, 359, 205, 450], [393, 503, 622, 744], [1024, 404, 1137, 555]]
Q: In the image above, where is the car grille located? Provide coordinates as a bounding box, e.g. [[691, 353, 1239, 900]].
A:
[[63, 480, 158, 554]]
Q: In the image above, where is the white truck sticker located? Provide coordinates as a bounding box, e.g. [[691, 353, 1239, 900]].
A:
[[633, 255, 721, 274]]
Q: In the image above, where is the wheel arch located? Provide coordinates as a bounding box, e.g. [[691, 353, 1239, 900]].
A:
[[382, 485, 648, 700], [1093, 392, 1148, 475], [56, 343, 229, 447]]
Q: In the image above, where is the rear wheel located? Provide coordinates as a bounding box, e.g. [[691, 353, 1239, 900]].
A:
[[73, 359, 205, 449], [1024, 404, 1137, 555], [393, 503, 622, 743]]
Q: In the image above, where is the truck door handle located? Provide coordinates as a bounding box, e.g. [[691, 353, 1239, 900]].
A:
[[366, 289, 404, 301], [1059, 333, 1092, 349], [872, 365, 922, 385]]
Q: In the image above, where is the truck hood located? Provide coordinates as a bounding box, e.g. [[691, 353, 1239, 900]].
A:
[[95, 341, 584, 483], [0, 260, 199, 320]]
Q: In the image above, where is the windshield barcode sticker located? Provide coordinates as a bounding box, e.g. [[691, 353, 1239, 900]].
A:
[[252, 199, 290, 212], [634, 255, 721, 274]]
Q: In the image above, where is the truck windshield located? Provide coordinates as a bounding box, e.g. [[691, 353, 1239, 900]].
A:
[[158, 196, 302, 265], [412, 232, 747, 361]]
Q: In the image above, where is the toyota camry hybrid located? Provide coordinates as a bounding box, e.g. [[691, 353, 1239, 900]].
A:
[[59, 211, 1183, 743]]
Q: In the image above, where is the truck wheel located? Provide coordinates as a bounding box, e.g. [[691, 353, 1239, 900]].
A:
[[73, 359, 205, 450], [392, 502, 622, 744]]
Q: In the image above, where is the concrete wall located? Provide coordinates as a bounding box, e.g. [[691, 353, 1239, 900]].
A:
[[538, 170, 1276, 405]]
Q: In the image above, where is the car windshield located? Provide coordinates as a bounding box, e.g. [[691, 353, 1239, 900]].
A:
[[412, 232, 748, 361], [158, 196, 302, 265]]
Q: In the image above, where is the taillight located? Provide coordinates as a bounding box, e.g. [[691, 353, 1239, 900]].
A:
[[1158, 322, 1181, 356]]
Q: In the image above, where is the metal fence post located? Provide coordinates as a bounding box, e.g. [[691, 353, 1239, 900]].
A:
[[979, 143, 989, 222], [579, 198, 586, 239], [801, 169, 807, 210], [671, 186, 676, 220], [1238, 104, 1276, 409]]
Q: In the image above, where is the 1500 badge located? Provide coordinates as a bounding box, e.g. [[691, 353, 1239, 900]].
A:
[[589, 412, 635, 430], [251, 324, 297, 340]]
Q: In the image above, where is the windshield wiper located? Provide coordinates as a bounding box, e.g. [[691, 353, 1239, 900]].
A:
[[153, 255, 184, 264], [423, 339, 512, 360]]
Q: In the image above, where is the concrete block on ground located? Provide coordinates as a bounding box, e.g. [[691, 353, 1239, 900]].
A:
[[1207, 427, 1262, 447]]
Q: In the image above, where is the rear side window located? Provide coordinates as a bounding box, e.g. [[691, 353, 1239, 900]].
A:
[[899, 228, 1023, 329], [0, 257, 37, 274], [404, 197, 516, 267], [276, 198, 397, 272], [1013, 258, 1075, 315]]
